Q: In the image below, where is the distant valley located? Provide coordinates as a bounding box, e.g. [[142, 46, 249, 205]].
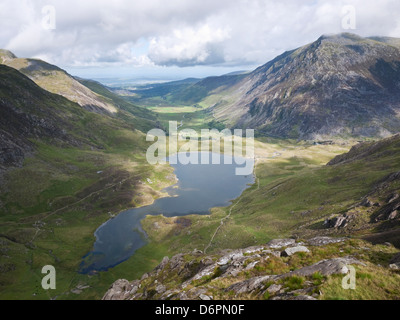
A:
[[0, 33, 400, 300]]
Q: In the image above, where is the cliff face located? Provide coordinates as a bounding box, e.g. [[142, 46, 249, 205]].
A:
[[209, 34, 400, 139]]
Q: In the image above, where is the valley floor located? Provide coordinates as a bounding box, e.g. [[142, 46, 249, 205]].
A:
[[1, 103, 399, 300]]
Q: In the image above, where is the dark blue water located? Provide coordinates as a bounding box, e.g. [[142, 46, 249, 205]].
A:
[[79, 152, 254, 274]]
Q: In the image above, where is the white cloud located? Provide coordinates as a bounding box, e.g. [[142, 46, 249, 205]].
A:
[[1, 0, 400, 72], [148, 24, 230, 66]]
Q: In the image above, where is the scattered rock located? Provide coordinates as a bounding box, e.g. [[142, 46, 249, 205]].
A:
[[288, 257, 365, 277], [177, 292, 189, 300], [245, 261, 259, 270], [290, 295, 318, 301], [153, 222, 160, 229], [389, 252, 400, 270], [217, 251, 244, 266], [271, 251, 282, 257], [267, 239, 296, 249], [187, 287, 207, 299], [183, 263, 217, 288], [129, 281, 140, 295], [102, 279, 132, 300], [266, 284, 282, 294], [227, 276, 274, 295], [323, 214, 352, 229], [388, 210, 398, 220], [307, 236, 346, 246], [141, 273, 149, 280], [389, 264, 400, 270], [192, 249, 203, 255], [390, 253, 400, 264], [156, 284, 167, 294], [281, 246, 310, 257], [155, 257, 170, 274], [361, 198, 375, 208], [387, 193, 399, 204], [199, 294, 213, 301], [160, 290, 180, 300], [103, 239, 372, 301]]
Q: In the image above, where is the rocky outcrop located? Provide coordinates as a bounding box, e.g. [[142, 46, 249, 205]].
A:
[[102, 279, 141, 300], [288, 257, 364, 277], [102, 237, 385, 301], [324, 213, 355, 229], [267, 239, 296, 249]]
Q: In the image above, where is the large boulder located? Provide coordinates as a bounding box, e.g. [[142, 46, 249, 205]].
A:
[[281, 246, 310, 257]]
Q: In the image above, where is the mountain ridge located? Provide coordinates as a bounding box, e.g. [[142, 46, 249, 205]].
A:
[[143, 33, 400, 140], [0, 53, 118, 114], [219, 33, 400, 139]]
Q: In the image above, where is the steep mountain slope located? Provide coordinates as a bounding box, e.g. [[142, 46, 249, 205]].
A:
[[0, 64, 91, 171], [176, 34, 400, 139], [0, 50, 159, 132], [0, 63, 163, 181], [0, 51, 117, 114], [76, 77, 158, 131], [0, 64, 175, 299], [168, 73, 248, 105], [126, 72, 250, 109]]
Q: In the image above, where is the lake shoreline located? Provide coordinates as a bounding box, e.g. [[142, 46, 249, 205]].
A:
[[80, 152, 255, 274]]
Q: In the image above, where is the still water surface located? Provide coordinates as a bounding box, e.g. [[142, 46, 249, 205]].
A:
[[80, 152, 255, 274]]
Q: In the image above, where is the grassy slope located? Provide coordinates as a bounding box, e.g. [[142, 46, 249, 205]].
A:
[[0, 67, 176, 299], [76, 78, 159, 132], [0, 52, 159, 133], [138, 137, 400, 286]]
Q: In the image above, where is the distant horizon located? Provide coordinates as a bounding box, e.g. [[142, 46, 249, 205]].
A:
[[69, 65, 255, 87]]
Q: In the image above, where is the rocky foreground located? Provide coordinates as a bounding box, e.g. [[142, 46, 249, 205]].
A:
[[103, 237, 400, 300]]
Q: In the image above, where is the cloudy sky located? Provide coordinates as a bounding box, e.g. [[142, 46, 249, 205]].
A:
[[1, 0, 400, 82]]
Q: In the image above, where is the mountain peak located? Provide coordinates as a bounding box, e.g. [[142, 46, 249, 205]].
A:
[[0, 49, 17, 63], [318, 32, 363, 43], [209, 33, 400, 139]]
